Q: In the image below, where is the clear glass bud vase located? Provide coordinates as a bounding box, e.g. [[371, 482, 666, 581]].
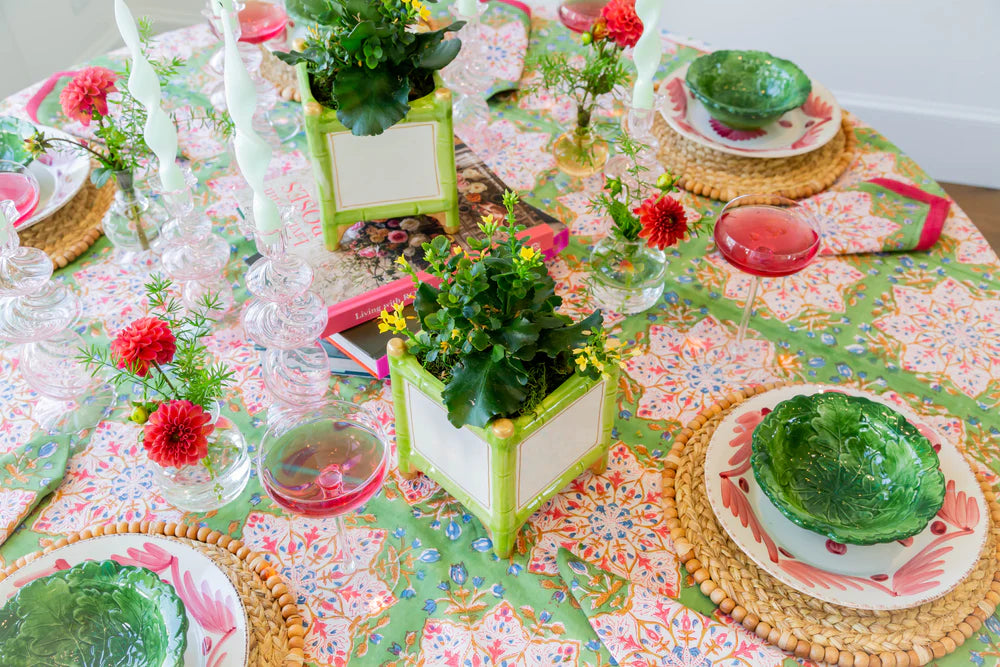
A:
[[588, 236, 666, 315], [149, 402, 251, 511], [553, 124, 609, 178], [104, 171, 161, 253]]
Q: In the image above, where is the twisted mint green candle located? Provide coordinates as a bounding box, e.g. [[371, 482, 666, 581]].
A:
[[215, 0, 283, 234], [631, 0, 663, 110], [113, 0, 186, 192]]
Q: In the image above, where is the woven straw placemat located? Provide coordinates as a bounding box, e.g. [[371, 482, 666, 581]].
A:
[[662, 383, 1000, 667], [19, 176, 113, 269], [0, 520, 307, 666], [651, 113, 856, 202]]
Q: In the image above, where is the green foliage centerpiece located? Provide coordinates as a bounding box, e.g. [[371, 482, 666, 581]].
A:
[[384, 192, 625, 557], [278, 0, 463, 248]]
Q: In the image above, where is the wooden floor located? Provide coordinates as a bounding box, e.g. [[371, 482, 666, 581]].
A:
[[940, 182, 1000, 251]]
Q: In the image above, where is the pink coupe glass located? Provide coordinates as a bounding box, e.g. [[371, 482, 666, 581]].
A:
[[558, 0, 605, 33], [258, 401, 388, 574], [714, 194, 821, 345], [0, 161, 40, 226]]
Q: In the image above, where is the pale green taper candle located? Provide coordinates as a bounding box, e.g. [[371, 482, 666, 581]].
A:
[[456, 0, 477, 17], [631, 0, 664, 110], [113, 0, 186, 191], [214, 0, 283, 234]]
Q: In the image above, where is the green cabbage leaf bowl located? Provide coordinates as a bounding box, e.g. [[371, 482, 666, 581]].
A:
[[750, 392, 946, 545], [685, 50, 812, 130], [0, 560, 188, 667]]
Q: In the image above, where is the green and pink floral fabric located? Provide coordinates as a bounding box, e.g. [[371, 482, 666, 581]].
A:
[[1, 4, 999, 666]]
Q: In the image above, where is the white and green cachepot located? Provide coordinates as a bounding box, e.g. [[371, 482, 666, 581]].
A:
[[387, 338, 619, 558], [296, 64, 460, 251]]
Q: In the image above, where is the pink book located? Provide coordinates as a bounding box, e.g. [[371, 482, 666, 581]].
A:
[[258, 143, 569, 337]]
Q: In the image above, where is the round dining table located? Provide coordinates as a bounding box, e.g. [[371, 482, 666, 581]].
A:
[[1, 4, 998, 666]]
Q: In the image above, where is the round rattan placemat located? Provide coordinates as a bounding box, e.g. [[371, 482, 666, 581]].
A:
[[18, 175, 113, 269], [651, 113, 857, 202], [662, 383, 1000, 667], [0, 520, 307, 667]]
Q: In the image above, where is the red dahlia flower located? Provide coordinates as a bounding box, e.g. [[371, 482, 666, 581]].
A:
[[601, 0, 644, 49], [635, 194, 689, 250], [143, 400, 213, 468], [59, 66, 118, 127], [110, 316, 176, 377]]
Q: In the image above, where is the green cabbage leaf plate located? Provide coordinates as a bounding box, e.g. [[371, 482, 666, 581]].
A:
[[0, 560, 188, 667], [751, 392, 946, 545]]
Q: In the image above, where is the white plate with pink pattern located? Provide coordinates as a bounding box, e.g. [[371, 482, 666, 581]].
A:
[[659, 62, 842, 159], [0, 534, 249, 666], [704, 384, 988, 610]]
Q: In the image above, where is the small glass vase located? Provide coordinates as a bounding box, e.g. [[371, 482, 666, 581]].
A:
[[149, 403, 251, 512], [104, 171, 161, 254], [588, 236, 666, 315], [553, 125, 609, 178]]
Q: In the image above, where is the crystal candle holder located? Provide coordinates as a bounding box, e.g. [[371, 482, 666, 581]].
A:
[[158, 166, 234, 318], [0, 201, 112, 433], [241, 207, 329, 419], [442, 2, 492, 136]]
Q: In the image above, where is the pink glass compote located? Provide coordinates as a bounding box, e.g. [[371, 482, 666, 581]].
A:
[[258, 401, 388, 574], [0, 161, 40, 225], [714, 194, 821, 345]]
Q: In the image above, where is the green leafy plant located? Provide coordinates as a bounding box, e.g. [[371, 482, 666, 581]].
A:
[[276, 0, 463, 136], [381, 191, 628, 428], [0, 560, 188, 667], [0, 116, 36, 164]]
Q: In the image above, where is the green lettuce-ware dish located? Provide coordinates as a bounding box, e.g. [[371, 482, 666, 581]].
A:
[[0, 560, 188, 667], [685, 50, 812, 130], [751, 392, 946, 545]]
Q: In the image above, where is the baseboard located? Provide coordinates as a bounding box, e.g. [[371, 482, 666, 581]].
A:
[[834, 91, 1000, 189]]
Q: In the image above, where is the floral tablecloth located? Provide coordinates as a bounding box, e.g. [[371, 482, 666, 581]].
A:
[[2, 4, 1000, 666]]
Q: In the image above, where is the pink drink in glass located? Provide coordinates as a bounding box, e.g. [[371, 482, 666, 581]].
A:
[[715, 205, 820, 277], [260, 420, 387, 518], [0, 172, 40, 224], [558, 0, 605, 33], [238, 1, 288, 44]]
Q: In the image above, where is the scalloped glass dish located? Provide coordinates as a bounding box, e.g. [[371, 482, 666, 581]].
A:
[[0, 560, 188, 667], [685, 50, 811, 130], [751, 392, 946, 545]]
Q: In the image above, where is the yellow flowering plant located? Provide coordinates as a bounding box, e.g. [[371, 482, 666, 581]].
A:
[[277, 0, 463, 135], [380, 191, 613, 428]]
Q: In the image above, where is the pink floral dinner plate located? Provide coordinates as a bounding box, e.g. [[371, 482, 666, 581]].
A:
[[703, 384, 988, 610], [18, 124, 90, 231], [0, 533, 250, 666], [659, 63, 842, 159]]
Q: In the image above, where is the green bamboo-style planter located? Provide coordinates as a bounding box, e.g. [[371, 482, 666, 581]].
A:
[[296, 63, 460, 250], [387, 338, 619, 558]]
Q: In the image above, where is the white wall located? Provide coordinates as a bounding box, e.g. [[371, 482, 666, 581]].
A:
[[661, 0, 1000, 188], [0, 0, 204, 98]]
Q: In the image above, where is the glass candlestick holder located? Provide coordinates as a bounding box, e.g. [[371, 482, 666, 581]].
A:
[[0, 201, 112, 433], [241, 208, 330, 420], [442, 2, 492, 136], [158, 166, 234, 319], [604, 91, 666, 184]]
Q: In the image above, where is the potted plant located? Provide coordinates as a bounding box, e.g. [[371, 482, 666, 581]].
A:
[[588, 132, 692, 314], [532, 0, 640, 177], [277, 0, 464, 250], [382, 192, 627, 558], [80, 276, 250, 511]]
